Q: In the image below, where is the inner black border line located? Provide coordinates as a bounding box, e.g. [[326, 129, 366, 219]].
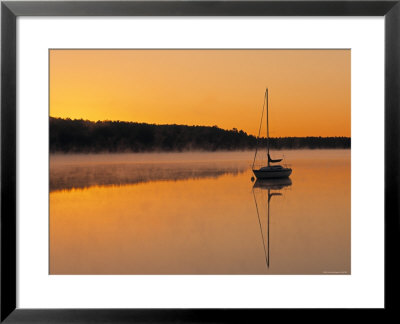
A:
[[2, 1, 400, 323], [48, 48, 352, 50]]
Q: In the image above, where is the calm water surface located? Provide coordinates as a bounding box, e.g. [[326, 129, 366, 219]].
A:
[[50, 150, 350, 274]]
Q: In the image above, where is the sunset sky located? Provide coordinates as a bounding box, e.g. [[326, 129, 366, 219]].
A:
[[50, 49, 350, 137]]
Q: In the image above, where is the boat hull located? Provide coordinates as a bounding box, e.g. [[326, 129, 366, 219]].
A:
[[253, 168, 292, 179]]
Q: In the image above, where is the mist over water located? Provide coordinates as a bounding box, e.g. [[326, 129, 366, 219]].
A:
[[50, 149, 350, 274], [50, 151, 251, 192]]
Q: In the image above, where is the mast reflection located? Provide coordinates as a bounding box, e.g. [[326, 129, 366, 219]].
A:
[[252, 178, 292, 270]]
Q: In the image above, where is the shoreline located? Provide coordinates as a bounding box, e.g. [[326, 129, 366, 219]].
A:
[[50, 147, 351, 155]]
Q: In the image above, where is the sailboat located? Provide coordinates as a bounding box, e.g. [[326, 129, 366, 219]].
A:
[[252, 88, 292, 179]]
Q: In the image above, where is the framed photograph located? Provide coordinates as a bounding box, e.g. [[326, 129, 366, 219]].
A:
[[1, 0, 399, 322]]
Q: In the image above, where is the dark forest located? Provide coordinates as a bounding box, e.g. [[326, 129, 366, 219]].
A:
[[50, 117, 351, 153]]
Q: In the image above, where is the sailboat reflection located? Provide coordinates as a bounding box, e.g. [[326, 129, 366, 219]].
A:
[[252, 178, 292, 269]]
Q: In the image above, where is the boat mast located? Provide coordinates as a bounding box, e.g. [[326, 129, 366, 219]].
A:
[[266, 88, 270, 167], [252, 89, 267, 169]]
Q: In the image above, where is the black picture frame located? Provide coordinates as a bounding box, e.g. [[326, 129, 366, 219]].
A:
[[1, 0, 399, 322]]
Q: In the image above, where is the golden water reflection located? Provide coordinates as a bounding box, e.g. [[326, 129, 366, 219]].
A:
[[50, 150, 350, 274]]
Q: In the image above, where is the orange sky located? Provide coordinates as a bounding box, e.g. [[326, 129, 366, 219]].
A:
[[50, 49, 350, 137]]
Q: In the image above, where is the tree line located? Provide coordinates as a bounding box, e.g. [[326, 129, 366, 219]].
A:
[[50, 117, 351, 153]]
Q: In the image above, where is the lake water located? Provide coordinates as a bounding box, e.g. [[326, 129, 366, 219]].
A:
[[49, 150, 350, 275]]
